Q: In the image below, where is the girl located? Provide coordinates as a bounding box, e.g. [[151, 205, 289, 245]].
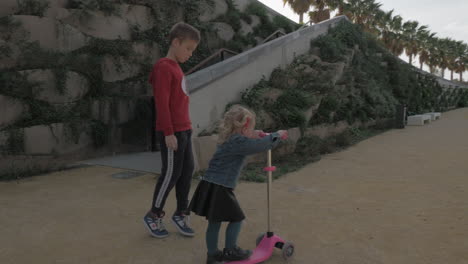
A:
[[189, 105, 287, 264]]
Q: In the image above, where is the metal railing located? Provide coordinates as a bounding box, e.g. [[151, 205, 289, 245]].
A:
[[260, 29, 286, 44], [185, 30, 288, 76], [185, 48, 239, 75], [299, 20, 313, 29]]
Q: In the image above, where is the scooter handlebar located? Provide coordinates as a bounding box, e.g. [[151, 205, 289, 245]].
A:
[[258, 131, 288, 140]]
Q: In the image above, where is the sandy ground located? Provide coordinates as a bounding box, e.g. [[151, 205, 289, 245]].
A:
[[1, 108, 468, 264]]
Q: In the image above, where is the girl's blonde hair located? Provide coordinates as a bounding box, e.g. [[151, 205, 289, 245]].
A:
[[218, 105, 256, 144]]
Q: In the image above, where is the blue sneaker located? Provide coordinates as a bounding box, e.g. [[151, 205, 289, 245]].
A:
[[143, 211, 169, 238], [172, 214, 195, 237]]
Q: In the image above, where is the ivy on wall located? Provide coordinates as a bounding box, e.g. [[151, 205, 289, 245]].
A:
[[237, 21, 465, 131], [1, 0, 297, 158]]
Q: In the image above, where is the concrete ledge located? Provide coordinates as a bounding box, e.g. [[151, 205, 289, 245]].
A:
[[187, 16, 347, 94], [436, 78, 468, 89], [407, 114, 432, 126], [424, 112, 441, 121], [411, 64, 468, 89]]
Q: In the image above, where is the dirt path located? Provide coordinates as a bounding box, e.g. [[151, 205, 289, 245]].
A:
[[1, 108, 468, 264]]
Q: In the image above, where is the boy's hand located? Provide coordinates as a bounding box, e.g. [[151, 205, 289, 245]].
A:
[[277, 130, 288, 140], [165, 135, 178, 151]]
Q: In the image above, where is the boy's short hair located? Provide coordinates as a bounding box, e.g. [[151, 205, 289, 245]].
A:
[[168, 22, 201, 43]]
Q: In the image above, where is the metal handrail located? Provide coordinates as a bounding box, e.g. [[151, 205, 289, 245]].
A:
[[260, 29, 286, 44], [185, 48, 238, 75], [299, 20, 313, 29], [186, 30, 288, 76]]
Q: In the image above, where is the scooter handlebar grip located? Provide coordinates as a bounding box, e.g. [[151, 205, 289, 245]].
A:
[[263, 166, 276, 172]]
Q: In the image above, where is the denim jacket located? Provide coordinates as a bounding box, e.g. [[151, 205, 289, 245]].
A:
[[202, 132, 281, 189]]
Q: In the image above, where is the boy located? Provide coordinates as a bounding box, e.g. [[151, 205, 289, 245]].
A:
[[143, 22, 200, 238]]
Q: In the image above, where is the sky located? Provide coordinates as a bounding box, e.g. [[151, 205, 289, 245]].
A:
[[257, 0, 468, 80]]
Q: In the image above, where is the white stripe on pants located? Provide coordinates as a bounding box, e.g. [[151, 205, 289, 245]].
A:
[[155, 149, 174, 208]]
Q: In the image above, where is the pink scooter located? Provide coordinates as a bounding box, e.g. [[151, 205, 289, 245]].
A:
[[227, 132, 294, 264]]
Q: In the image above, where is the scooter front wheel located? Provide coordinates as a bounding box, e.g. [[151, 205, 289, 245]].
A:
[[282, 241, 294, 260]]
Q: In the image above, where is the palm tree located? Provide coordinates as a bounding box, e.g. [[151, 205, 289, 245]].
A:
[[426, 37, 440, 74], [454, 43, 468, 81], [369, 8, 405, 57], [324, 0, 345, 16], [386, 15, 404, 56], [437, 38, 452, 79], [446, 40, 461, 81], [417, 32, 436, 70], [372, 9, 387, 30], [308, 0, 331, 24], [345, 0, 382, 32], [376, 10, 394, 48], [283, 0, 313, 24], [402, 21, 428, 66]]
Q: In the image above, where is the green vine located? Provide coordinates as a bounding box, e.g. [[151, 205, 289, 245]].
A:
[[0, 16, 22, 42], [15, 0, 50, 17], [2, 129, 25, 155], [68, 0, 120, 16], [215, 0, 243, 32], [239, 76, 269, 110], [53, 68, 67, 95], [0, 43, 11, 59], [90, 120, 108, 147], [131, 25, 170, 54]]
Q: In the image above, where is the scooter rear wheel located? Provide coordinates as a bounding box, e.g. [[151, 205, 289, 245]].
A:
[[282, 242, 294, 260]]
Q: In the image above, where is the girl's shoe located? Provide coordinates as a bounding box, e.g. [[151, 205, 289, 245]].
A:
[[206, 250, 223, 264], [223, 246, 252, 261]]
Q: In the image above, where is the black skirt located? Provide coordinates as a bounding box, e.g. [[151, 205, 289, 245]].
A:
[[189, 180, 245, 222]]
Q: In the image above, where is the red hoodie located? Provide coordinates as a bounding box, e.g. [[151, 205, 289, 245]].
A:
[[149, 58, 191, 136]]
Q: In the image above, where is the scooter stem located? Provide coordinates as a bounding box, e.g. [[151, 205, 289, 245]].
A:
[[267, 149, 272, 233]]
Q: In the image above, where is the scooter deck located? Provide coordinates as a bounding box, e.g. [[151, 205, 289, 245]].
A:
[[226, 235, 285, 264]]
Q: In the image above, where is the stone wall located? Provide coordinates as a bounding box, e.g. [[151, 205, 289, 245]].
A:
[[0, 0, 298, 177]]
